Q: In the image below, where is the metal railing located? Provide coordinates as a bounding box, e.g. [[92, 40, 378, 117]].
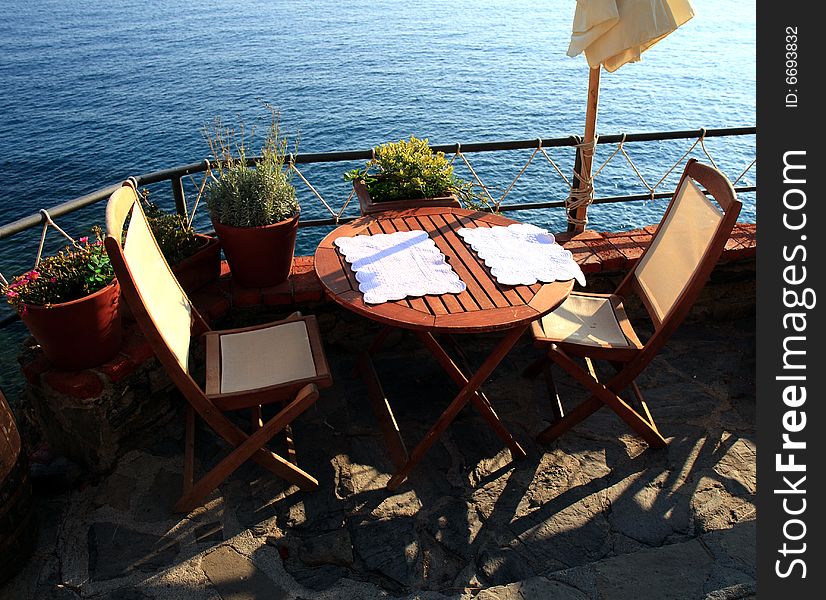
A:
[[0, 126, 756, 329], [0, 126, 756, 241]]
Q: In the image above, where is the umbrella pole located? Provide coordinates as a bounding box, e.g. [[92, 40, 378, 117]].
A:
[[569, 66, 601, 233]]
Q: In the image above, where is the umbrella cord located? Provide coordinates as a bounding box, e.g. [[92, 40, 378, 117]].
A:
[[618, 129, 720, 201], [565, 128, 741, 228], [184, 161, 212, 229], [288, 159, 348, 223], [565, 135, 623, 227], [34, 210, 77, 268]]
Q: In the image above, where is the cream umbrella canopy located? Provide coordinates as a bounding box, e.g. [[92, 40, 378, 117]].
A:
[[565, 0, 694, 231]]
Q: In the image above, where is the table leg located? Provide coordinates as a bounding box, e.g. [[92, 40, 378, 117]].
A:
[[369, 326, 395, 354], [414, 330, 527, 459], [542, 361, 566, 422], [357, 351, 409, 469], [387, 325, 528, 491], [352, 326, 396, 377]]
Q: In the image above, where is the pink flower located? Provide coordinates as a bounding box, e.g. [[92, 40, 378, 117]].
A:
[[79, 236, 89, 244], [6, 290, 18, 299], [27, 270, 40, 281], [50, 277, 57, 283]]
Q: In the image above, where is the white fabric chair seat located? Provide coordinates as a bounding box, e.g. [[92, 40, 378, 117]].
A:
[[219, 321, 318, 394], [539, 293, 631, 348]]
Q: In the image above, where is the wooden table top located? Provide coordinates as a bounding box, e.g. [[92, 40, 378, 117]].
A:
[[314, 206, 574, 333]]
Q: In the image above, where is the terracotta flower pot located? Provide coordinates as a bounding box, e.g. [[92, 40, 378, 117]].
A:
[[353, 179, 460, 215], [20, 280, 122, 370], [172, 234, 222, 293], [211, 212, 299, 288]]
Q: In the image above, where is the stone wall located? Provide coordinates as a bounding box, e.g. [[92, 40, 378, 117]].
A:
[[18, 324, 179, 474]]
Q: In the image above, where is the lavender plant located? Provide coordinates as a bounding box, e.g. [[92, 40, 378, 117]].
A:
[[203, 108, 299, 228]]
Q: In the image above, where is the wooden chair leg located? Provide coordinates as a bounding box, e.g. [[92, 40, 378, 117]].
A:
[[522, 354, 550, 379], [174, 385, 320, 513], [183, 405, 195, 496], [251, 405, 263, 432], [357, 352, 409, 470], [537, 348, 667, 449], [541, 360, 565, 422], [537, 396, 603, 444], [629, 382, 661, 435], [191, 395, 315, 485], [284, 424, 298, 466]]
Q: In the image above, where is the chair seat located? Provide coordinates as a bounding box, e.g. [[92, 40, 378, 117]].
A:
[[217, 320, 318, 394], [536, 293, 640, 350]]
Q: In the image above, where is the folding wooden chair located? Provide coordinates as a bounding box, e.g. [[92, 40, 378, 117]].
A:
[[104, 181, 332, 512], [526, 159, 741, 448]]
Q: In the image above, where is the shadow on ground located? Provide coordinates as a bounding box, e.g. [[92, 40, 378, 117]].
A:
[[2, 304, 756, 600]]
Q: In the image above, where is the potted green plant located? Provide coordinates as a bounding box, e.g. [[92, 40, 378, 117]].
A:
[[203, 110, 300, 288], [1, 228, 121, 370], [344, 135, 481, 214], [139, 191, 221, 293]]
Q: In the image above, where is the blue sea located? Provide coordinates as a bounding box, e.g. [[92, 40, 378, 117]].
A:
[[0, 0, 755, 391]]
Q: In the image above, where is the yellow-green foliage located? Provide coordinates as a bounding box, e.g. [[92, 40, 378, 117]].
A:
[[345, 135, 476, 205]]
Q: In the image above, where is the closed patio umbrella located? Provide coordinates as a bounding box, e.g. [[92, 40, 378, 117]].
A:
[[565, 0, 694, 230]]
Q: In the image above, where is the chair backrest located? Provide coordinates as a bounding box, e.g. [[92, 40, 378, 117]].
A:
[[104, 182, 195, 373], [627, 159, 741, 332]]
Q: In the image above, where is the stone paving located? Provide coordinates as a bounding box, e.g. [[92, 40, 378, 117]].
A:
[[1, 304, 756, 600]]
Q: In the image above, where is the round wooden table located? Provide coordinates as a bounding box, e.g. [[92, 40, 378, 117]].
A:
[[314, 206, 575, 489]]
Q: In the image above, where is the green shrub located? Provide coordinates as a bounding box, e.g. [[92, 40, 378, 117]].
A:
[[344, 135, 481, 208], [204, 109, 299, 228], [139, 191, 204, 265]]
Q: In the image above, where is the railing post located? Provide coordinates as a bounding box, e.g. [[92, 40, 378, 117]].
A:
[[171, 175, 188, 221]]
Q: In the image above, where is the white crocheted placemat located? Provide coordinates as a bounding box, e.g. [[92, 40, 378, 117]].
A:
[[334, 230, 466, 304], [457, 223, 586, 287]]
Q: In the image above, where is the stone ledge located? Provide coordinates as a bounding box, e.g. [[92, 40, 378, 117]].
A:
[[556, 222, 756, 274], [18, 323, 179, 473]]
